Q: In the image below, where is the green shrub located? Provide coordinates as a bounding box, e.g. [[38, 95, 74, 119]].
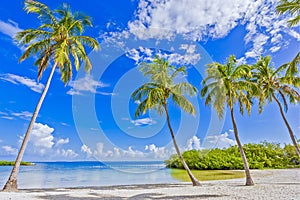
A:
[[0, 161, 33, 166], [164, 142, 300, 170]]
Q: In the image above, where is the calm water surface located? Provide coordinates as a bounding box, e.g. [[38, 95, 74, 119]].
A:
[[0, 161, 178, 189]]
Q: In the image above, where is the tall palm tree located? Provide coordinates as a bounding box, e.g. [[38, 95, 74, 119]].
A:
[[131, 57, 201, 186], [252, 55, 300, 158], [276, 0, 300, 27], [3, 1, 99, 192], [201, 55, 255, 186]]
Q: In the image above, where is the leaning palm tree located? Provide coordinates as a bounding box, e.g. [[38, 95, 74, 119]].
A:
[[201, 55, 255, 186], [3, 1, 99, 192], [276, 0, 300, 27], [131, 57, 201, 186], [252, 55, 300, 158]]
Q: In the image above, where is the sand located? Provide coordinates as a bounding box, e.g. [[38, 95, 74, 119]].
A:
[[0, 169, 299, 200]]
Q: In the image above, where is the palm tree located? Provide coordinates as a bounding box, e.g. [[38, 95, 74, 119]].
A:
[[201, 55, 255, 186], [131, 57, 201, 186], [252, 55, 300, 158], [276, 0, 300, 27], [3, 1, 99, 192]]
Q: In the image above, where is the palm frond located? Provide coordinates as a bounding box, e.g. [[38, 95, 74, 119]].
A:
[[171, 93, 196, 116], [172, 82, 197, 96], [132, 56, 197, 119], [17, 1, 99, 84], [276, 0, 300, 26], [19, 38, 51, 62], [24, 0, 56, 24]]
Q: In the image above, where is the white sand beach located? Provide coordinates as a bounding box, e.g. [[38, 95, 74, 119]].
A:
[[1, 169, 299, 200]]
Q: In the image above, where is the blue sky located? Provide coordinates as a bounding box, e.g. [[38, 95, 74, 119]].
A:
[[0, 0, 299, 161]]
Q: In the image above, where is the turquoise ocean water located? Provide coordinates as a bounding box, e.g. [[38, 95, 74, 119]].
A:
[[0, 161, 178, 189]]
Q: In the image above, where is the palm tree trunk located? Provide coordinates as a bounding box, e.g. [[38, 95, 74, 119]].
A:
[[2, 63, 57, 192], [272, 93, 300, 158], [230, 108, 254, 186], [163, 104, 201, 186]]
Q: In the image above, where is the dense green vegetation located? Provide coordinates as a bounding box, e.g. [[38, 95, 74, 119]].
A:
[[0, 161, 33, 166], [165, 142, 300, 170], [170, 169, 245, 182]]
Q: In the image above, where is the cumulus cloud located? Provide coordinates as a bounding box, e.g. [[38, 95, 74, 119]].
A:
[[186, 136, 201, 150], [129, 0, 256, 40], [81, 143, 172, 160], [145, 144, 167, 159], [0, 73, 44, 93], [205, 130, 236, 149], [94, 142, 104, 157], [81, 144, 93, 157], [131, 117, 156, 126], [1, 145, 18, 155], [67, 74, 108, 95], [28, 123, 55, 154], [0, 19, 23, 38], [16, 122, 78, 159], [126, 0, 298, 60], [55, 138, 69, 147], [56, 149, 78, 158]]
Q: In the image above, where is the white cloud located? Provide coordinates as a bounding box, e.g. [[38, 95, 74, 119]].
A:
[[55, 138, 69, 147], [0, 19, 22, 38], [11, 111, 32, 120], [0, 111, 14, 120], [29, 123, 55, 150], [67, 74, 108, 95], [56, 149, 78, 158], [186, 136, 201, 150], [127, 0, 298, 60], [245, 33, 269, 59], [60, 122, 69, 126], [287, 29, 300, 41], [0, 73, 44, 93], [131, 117, 156, 126], [126, 44, 200, 65], [1, 116, 14, 120], [145, 144, 167, 159], [129, 0, 255, 40], [270, 46, 281, 53], [12, 122, 78, 159], [158, 51, 200, 66], [134, 100, 141, 105], [126, 48, 142, 63], [1, 145, 18, 155], [0, 110, 33, 121], [94, 142, 104, 157], [101, 30, 130, 48], [81, 143, 172, 160], [121, 146, 145, 158], [205, 131, 236, 149], [81, 144, 93, 157], [98, 92, 116, 96]]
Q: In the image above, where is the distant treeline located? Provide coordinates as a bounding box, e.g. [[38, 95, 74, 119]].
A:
[[0, 161, 33, 166], [165, 142, 300, 170]]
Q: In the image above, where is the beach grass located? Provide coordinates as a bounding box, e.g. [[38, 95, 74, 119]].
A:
[[170, 169, 245, 182], [0, 160, 33, 166]]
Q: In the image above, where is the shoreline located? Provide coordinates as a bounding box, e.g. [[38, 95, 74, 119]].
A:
[[1, 168, 299, 200]]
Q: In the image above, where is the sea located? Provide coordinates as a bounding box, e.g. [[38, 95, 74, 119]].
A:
[[0, 161, 179, 189]]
